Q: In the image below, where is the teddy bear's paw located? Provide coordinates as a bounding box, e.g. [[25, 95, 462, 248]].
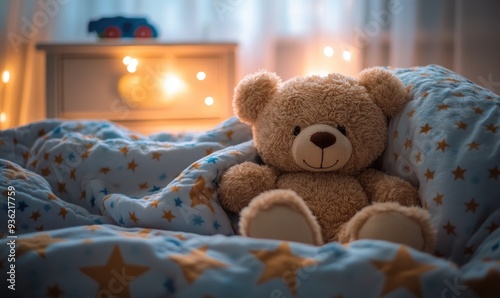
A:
[[219, 162, 277, 214], [239, 189, 324, 245], [345, 203, 437, 252]]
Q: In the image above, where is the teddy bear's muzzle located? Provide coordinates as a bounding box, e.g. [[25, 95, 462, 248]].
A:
[[292, 124, 352, 172]]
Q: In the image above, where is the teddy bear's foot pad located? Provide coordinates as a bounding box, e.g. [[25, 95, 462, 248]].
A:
[[358, 211, 424, 250], [346, 202, 437, 252], [247, 205, 316, 244], [239, 189, 324, 245]]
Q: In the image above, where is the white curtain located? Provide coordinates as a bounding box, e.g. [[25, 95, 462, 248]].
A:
[[0, 0, 498, 129], [362, 0, 456, 70]]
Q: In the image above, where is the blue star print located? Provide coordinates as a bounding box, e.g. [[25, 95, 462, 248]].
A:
[[213, 220, 221, 231], [193, 215, 204, 226], [163, 278, 176, 294], [206, 156, 218, 164], [67, 152, 76, 161], [149, 186, 161, 192], [17, 201, 28, 212]]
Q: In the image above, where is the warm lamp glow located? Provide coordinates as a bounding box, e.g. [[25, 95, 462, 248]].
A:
[[162, 74, 185, 96], [117, 74, 145, 106], [342, 50, 352, 61], [204, 96, 214, 106], [323, 46, 334, 57], [196, 71, 206, 80], [0, 112, 6, 123], [2, 70, 10, 83]]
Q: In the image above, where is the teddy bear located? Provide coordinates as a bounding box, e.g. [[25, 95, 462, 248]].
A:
[[218, 67, 437, 252]]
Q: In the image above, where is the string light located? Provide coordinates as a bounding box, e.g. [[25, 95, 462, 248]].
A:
[[123, 56, 139, 73], [1, 70, 9, 127], [323, 46, 334, 57], [204, 96, 214, 106], [126, 64, 137, 73], [122, 56, 132, 65], [196, 71, 206, 80], [342, 50, 352, 61], [2, 70, 10, 83]]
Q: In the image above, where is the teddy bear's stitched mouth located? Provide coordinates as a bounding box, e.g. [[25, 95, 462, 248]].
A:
[[303, 159, 339, 170]]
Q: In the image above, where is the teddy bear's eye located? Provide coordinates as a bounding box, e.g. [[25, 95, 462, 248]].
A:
[[293, 126, 301, 136], [337, 125, 347, 135]]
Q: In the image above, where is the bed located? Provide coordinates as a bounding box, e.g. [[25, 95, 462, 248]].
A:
[[1, 65, 499, 297]]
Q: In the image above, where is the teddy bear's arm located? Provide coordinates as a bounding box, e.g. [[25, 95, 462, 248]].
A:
[[218, 162, 278, 214], [356, 168, 420, 206]]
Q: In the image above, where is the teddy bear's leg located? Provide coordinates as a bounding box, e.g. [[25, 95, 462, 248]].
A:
[[239, 189, 324, 245], [339, 202, 436, 252]]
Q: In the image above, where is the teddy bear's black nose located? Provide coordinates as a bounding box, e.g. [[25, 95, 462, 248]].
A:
[[310, 132, 336, 149]]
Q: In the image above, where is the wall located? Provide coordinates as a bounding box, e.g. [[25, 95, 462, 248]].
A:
[[455, 0, 500, 90], [0, 0, 499, 130]]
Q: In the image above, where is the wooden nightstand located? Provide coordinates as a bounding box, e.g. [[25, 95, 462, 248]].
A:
[[36, 42, 237, 134]]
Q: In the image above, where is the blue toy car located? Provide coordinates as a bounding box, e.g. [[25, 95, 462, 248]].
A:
[[88, 17, 158, 38]]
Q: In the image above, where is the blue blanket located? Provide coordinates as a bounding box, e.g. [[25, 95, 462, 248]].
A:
[[0, 117, 255, 236], [1, 65, 499, 297]]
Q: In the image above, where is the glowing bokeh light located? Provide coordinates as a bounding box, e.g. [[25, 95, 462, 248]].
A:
[[162, 74, 185, 96], [204, 96, 214, 106], [2, 70, 10, 83], [123, 56, 132, 65], [126, 64, 137, 73], [342, 50, 352, 61], [196, 71, 206, 80], [323, 46, 334, 57]]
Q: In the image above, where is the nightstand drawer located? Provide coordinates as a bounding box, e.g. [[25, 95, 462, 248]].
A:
[[37, 43, 237, 133]]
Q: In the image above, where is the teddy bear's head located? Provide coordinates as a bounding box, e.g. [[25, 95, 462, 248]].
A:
[[233, 68, 408, 174]]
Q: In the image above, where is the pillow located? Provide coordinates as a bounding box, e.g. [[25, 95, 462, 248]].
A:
[[381, 65, 500, 264]]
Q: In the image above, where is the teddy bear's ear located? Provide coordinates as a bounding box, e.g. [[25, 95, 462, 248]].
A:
[[233, 70, 281, 124], [358, 67, 408, 118]]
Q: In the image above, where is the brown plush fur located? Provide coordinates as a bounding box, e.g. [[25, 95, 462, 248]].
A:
[[233, 71, 281, 124], [357, 168, 420, 206], [219, 68, 437, 251], [218, 162, 277, 213], [358, 68, 409, 117]]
